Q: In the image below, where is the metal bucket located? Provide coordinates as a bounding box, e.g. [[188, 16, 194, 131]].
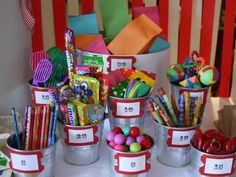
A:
[[28, 80, 51, 105], [6, 134, 57, 177], [107, 135, 154, 177], [190, 142, 236, 177], [58, 119, 104, 166], [171, 84, 209, 117], [108, 96, 149, 130], [154, 120, 200, 167]]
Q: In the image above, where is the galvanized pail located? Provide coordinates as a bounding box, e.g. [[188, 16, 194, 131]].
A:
[[6, 134, 57, 177], [107, 135, 154, 177], [154, 120, 200, 167], [190, 142, 236, 177], [108, 96, 149, 130], [58, 119, 104, 166]]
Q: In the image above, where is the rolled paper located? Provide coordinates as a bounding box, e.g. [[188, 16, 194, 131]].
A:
[[11, 107, 21, 150], [192, 97, 202, 126], [147, 98, 165, 125], [158, 87, 178, 126], [190, 97, 196, 124], [184, 92, 191, 127], [170, 94, 179, 118], [178, 94, 185, 127]]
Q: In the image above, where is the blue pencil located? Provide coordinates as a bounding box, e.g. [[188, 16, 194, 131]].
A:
[[11, 107, 21, 150], [51, 104, 59, 145]]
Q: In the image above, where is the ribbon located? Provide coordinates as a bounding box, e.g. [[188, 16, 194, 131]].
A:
[[21, 0, 35, 31]]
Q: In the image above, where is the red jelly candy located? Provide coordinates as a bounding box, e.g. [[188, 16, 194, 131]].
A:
[[112, 127, 123, 134], [202, 139, 212, 152], [215, 132, 225, 142], [141, 139, 152, 150], [206, 146, 219, 154], [130, 127, 140, 138], [195, 128, 203, 139], [204, 129, 218, 139], [225, 140, 234, 154]]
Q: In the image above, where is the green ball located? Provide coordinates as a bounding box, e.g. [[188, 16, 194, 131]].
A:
[[166, 64, 185, 83], [130, 142, 141, 152], [198, 65, 219, 86]]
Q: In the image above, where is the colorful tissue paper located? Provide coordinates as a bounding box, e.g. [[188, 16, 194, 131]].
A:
[[107, 14, 162, 55], [82, 36, 110, 54], [68, 13, 99, 35], [75, 34, 102, 49], [148, 37, 170, 53]]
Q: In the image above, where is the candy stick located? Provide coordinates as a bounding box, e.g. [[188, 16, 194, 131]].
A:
[[37, 106, 43, 149], [11, 108, 21, 150], [157, 95, 169, 114], [51, 104, 59, 145], [147, 98, 165, 125], [40, 106, 46, 149], [34, 106, 41, 149], [28, 107, 35, 150], [158, 87, 178, 126], [47, 106, 54, 146], [32, 107, 38, 150], [190, 97, 196, 124], [178, 94, 185, 127], [25, 106, 31, 150], [192, 97, 202, 126], [158, 106, 174, 127], [170, 94, 179, 118], [154, 96, 167, 114], [43, 105, 50, 148], [184, 92, 191, 127]]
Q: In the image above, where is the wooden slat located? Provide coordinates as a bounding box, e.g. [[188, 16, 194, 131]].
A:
[[80, 0, 94, 14], [218, 0, 236, 97], [53, 0, 67, 50], [168, 0, 180, 64], [41, 0, 55, 50], [190, 0, 202, 53], [67, 0, 80, 16], [31, 0, 43, 51], [199, 0, 216, 64], [159, 0, 169, 40], [94, 0, 103, 31], [144, 0, 157, 6], [210, 0, 222, 66], [230, 39, 236, 97], [178, 0, 193, 63]]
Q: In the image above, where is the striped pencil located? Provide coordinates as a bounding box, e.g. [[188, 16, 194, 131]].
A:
[[190, 97, 196, 125], [147, 98, 165, 125], [170, 94, 179, 118], [184, 92, 191, 127]]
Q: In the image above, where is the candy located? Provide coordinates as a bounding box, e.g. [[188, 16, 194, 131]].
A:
[[123, 126, 130, 136], [60, 85, 75, 102], [136, 136, 145, 144], [114, 144, 128, 152], [141, 138, 152, 150], [114, 134, 126, 145], [130, 142, 141, 152], [67, 101, 79, 126], [107, 132, 116, 142], [198, 65, 219, 86], [166, 64, 185, 83], [126, 136, 135, 146], [87, 104, 104, 122], [112, 127, 123, 134], [109, 141, 116, 148], [73, 100, 89, 126], [130, 127, 140, 138]]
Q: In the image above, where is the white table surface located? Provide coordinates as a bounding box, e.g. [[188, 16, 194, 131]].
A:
[[54, 97, 236, 177]]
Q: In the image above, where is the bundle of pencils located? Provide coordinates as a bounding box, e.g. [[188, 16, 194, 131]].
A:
[[147, 87, 202, 127], [20, 104, 58, 150]]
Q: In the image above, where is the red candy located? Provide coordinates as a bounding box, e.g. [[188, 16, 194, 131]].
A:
[[141, 139, 152, 150], [112, 127, 123, 134], [130, 127, 140, 138], [204, 129, 218, 139]]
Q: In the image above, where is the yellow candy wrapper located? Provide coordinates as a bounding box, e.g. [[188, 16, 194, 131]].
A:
[[73, 100, 89, 126]]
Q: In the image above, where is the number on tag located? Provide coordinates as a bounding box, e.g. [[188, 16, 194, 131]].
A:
[[68, 129, 93, 144], [34, 91, 51, 104], [204, 158, 234, 175], [116, 102, 140, 117]]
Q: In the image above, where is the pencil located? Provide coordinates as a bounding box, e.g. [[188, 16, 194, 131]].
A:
[[192, 97, 202, 126], [184, 92, 191, 127], [11, 108, 21, 150]]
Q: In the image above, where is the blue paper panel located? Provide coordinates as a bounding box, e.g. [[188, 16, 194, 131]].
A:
[[148, 37, 170, 53]]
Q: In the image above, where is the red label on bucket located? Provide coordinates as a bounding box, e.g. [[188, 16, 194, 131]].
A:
[[107, 56, 136, 72], [32, 88, 51, 105], [167, 128, 195, 147], [114, 151, 151, 175], [179, 88, 208, 104], [199, 155, 236, 176], [8, 149, 44, 173], [64, 125, 99, 146], [112, 99, 144, 118]]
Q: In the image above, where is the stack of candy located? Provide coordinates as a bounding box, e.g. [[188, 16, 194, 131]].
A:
[[106, 126, 153, 152], [59, 28, 107, 126], [166, 51, 219, 88], [110, 68, 156, 99], [147, 87, 202, 127], [191, 129, 236, 155]]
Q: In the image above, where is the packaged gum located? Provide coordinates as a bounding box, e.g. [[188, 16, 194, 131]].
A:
[[73, 100, 89, 126], [67, 101, 79, 126]]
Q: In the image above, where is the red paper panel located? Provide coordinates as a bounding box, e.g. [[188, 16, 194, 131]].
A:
[[159, 0, 169, 40], [31, 0, 43, 51], [81, 0, 94, 14], [53, 0, 66, 51], [131, 0, 144, 8], [218, 0, 236, 97], [178, 0, 193, 64], [200, 0, 216, 65]]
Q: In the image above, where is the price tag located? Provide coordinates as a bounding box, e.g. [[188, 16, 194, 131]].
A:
[[9, 150, 43, 173], [200, 155, 235, 176], [167, 129, 195, 147], [32, 88, 51, 105], [112, 99, 144, 118], [180, 88, 209, 104], [64, 125, 99, 146], [114, 152, 151, 175], [107, 56, 136, 72]]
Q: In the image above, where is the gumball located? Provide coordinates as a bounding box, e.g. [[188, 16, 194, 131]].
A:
[[107, 132, 116, 142], [126, 136, 135, 146], [112, 127, 123, 134], [130, 142, 141, 152], [136, 136, 145, 144], [141, 139, 152, 150], [130, 127, 140, 138], [198, 65, 219, 86], [114, 134, 126, 145], [166, 64, 185, 83], [123, 126, 130, 136], [114, 145, 127, 152], [109, 141, 116, 148]]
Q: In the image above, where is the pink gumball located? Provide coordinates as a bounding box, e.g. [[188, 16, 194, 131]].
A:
[[114, 134, 126, 145], [126, 136, 135, 146], [109, 141, 116, 148], [107, 131, 116, 142], [114, 144, 125, 151], [136, 136, 145, 144]]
